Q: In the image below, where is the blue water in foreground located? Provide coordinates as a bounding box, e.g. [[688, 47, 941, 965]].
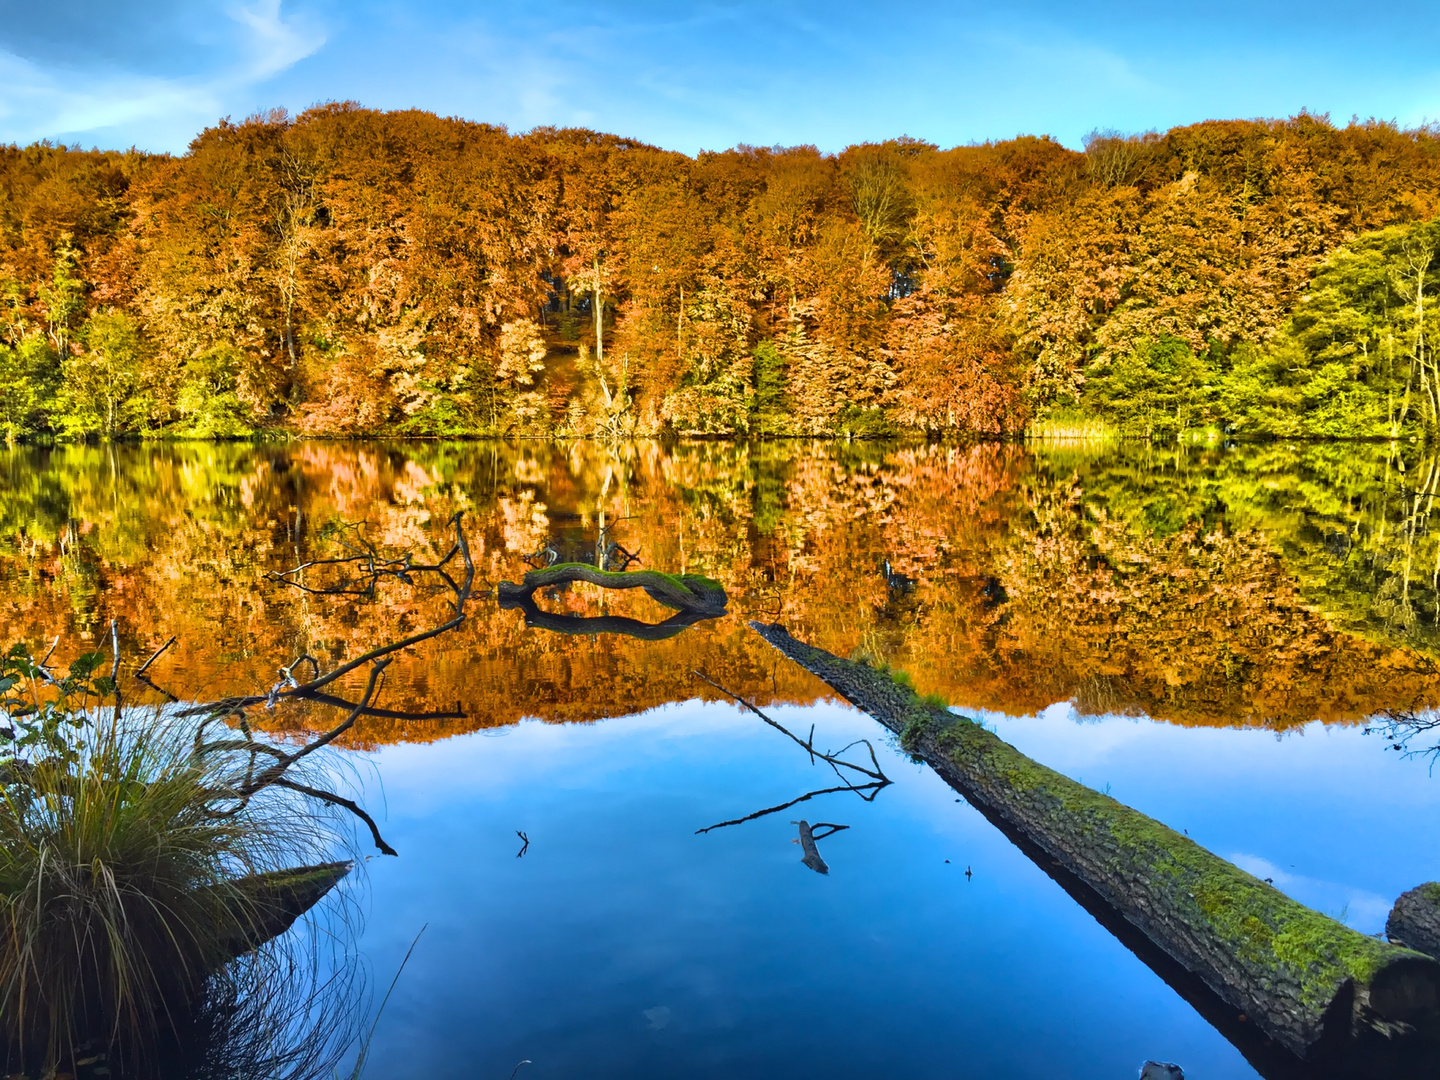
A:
[[342, 701, 1440, 1079]]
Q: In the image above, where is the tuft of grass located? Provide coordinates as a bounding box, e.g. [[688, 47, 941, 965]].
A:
[[1025, 413, 1117, 442], [0, 645, 352, 1076]]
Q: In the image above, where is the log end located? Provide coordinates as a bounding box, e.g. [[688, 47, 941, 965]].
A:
[[1316, 954, 1440, 1078], [1388, 883, 1440, 959], [215, 860, 354, 965]]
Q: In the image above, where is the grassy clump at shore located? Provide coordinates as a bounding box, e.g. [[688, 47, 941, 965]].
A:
[[0, 643, 353, 1077]]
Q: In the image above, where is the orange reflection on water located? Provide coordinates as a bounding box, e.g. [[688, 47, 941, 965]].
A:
[[2, 439, 1437, 742]]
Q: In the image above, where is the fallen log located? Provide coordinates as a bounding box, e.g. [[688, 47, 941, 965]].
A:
[[497, 564, 727, 617], [212, 860, 353, 966], [1389, 885, 1440, 960], [750, 621, 1440, 1077]]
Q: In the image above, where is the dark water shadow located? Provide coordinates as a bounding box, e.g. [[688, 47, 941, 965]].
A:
[[498, 593, 722, 641]]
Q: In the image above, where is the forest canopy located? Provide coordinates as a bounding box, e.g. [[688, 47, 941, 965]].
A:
[[2, 106, 1440, 441]]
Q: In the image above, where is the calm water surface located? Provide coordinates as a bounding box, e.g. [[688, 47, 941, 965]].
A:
[[3, 439, 1439, 1078]]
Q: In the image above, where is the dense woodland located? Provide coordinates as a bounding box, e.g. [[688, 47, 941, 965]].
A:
[[2, 106, 1440, 441]]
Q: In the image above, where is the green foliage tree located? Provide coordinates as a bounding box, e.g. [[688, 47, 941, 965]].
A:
[[39, 240, 85, 357], [1220, 218, 1440, 438], [750, 339, 789, 435], [0, 337, 60, 441], [174, 346, 256, 438], [60, 312, 146, 438], [1082, 336, 1217, 439]]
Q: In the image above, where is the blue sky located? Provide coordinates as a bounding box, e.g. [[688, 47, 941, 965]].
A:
[[2, 1, 1438, 155]]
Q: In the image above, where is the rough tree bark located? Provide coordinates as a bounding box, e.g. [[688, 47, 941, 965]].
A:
[[1390, 885, 1440, 961], [750, 621, 1440, 1078]]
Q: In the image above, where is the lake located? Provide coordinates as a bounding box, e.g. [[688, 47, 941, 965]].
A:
[[2, 439, 1438, 1079]]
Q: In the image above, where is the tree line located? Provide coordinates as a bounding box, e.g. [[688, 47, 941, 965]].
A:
[[1, 105, 1439, 441]]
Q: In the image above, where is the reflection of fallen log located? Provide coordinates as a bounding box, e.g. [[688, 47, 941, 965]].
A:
[[498, 564, 728, 617], [214, 861, 353, 966], [498, 593, 717, 641], [750, 621, 1440, 1078], [1390, 885, 1440, 960]]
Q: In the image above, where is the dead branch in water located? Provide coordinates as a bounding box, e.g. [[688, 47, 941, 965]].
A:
[[791, 819, 849, 874], [164, 512, 479, 854], [182, 511, 475, 717], [692, 669, 890, 835]]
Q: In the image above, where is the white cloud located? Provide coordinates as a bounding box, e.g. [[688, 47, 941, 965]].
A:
[[1230, 853, 1394, 933], [227, 0, 326, 83], [0, 2, 325, 149]]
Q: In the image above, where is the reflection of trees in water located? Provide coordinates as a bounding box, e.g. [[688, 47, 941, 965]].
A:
[[0, 517, 472, 1077], [7, 439, 1440, 733], [1016, 441, 1440, 720]]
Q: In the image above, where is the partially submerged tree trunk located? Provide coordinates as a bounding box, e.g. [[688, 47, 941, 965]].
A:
[[498, 564, 728, 617], [750, 621, 1440, 1078], [1390, 885, 1440, 961], [212, 860, 353, 967]]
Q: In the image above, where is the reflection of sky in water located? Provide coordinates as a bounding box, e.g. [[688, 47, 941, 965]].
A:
[[342, 699, 1440, 1079]]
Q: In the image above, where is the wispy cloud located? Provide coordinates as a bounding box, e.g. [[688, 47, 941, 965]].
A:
[[228, 0, 325, 83], [0, 1, 324, 149], [1230, 853, 1393, 933]]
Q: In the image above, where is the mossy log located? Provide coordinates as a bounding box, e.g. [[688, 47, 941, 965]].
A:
[[498, 564, 728, 617], [750, 621, 1440, 1076], [212, 860, 352, 965], [1390, 885, 1440, 961]]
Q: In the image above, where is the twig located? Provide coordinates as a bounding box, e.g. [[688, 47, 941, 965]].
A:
[[180, 512, 475, 717], [273, 779, 398, 857], [692, 669, 887, 782], [695, 781, 885, 834], [135, 635, 176, 678]]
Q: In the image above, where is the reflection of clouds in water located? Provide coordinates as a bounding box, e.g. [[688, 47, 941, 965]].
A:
[[1229, 854, 1394, 934], [951, 706, 1438, 939], [643, 1005, 671, 1030]]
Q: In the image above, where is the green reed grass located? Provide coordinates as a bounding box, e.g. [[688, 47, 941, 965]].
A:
[[0, 645, 351, 1077]]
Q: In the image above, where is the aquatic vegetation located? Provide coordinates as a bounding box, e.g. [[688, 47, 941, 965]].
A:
[[0, 643, 357, 1073]]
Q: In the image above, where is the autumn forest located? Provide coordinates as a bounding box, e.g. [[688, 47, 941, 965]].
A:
[[3, 106, 1440, 442]]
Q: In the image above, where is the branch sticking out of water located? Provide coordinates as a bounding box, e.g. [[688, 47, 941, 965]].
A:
[[691, 669, 890, 834]]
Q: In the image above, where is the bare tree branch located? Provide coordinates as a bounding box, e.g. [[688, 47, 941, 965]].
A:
[[692, 669, 887, 782], [272, 779, 397, 857], [135, 635, 176, 678]]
